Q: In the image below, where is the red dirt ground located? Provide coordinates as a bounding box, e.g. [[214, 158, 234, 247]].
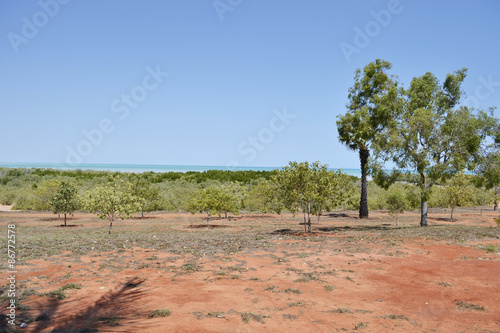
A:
[[1, 209, 499, 332]]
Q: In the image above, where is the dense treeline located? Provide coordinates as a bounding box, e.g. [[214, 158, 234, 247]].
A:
[[0, 168, 275, 184], [0, 166, 497, 217], [0, 167, 278, 213]]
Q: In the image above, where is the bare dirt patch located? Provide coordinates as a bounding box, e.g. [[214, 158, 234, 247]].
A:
[[1, 208, 499, 332], [0, 204, 12, 212]]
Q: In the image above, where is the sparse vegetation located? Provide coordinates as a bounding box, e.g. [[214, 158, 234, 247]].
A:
[[455, 301, 487, 312], [283, 288, 303, 294], [323, 285, 336, 292], [241, 312, 269, 324], [148, 309, 171, 318]]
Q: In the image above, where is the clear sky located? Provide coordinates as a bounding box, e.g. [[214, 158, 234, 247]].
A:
[[1, 0, 499, 169]]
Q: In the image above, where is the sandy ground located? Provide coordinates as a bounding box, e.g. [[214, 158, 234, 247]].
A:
[[1, 209, 499, 332], [0, 204, 12, 211]]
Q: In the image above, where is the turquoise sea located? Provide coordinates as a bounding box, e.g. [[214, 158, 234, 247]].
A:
[[0, 162, 362, 178]]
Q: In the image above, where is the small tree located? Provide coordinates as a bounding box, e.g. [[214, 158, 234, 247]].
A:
[[131, 178, 161, 218], [386, 190, 406, 225], [311, 171, 355, 223], [220, 183, 245, 218], [50, 181, 78, 226], [273, 161, 353, 233], [186, 187, 239, 226], [440, 172, 471, 220], [246, 179, 283, 216], [82, 179, 143, 234], [34, 179, 61, 211]]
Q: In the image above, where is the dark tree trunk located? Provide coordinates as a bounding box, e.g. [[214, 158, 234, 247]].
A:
[[109, 221, 113, 234], [64, 213, 67, 226], [141, 210, 144, 219], [307, 202, 312, 233], [359, 148, 369, 219], [303, 211, 307, 232], [494, 187, 499, 211], [58, 212, 60, 220]]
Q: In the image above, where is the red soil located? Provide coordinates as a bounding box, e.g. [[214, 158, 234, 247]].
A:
[[1, 209, 499, 332]]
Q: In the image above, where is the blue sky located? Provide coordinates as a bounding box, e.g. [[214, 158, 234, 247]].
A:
[[1, 0, 499, 169]]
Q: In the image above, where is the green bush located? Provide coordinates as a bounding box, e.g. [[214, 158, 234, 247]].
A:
[[12, 194, 34, 210], [0, 192, 16, 205]]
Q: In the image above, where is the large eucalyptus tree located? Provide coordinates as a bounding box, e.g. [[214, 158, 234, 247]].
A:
[[337, 59, 398, 218], [375, 68, 494, 226]]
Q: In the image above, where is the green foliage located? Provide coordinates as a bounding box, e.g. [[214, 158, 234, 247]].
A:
[[130, 177, 161, 218], [0, 192, 16, 205], [337, 59, 398, 152], [438, 173, 473, 220], [50, 181, 79, 226], [81, 178, 144, 233], [374, 67, 495, 226], [337, 59, 399, 218], [273, 161, 354, 232], [186, 186, 240, 225], [33, 178, 61, 210], [148, 309, 171, 318], [246, 179, 283, 215], [386, 189, 406, 225], [12, 193, 34, 210]]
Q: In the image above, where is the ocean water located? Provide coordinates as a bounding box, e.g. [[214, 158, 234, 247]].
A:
[[0, 162, 362, 178]]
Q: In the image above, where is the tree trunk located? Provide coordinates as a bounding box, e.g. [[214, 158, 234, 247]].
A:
[[141, 210, 144, 219], [225, 211, 228, 219], [58, 212, 60, 220], [303, 211, 307, 232], [420, 201, 428, 227], [450, 207, 454, 221], [64, 213, 67, 226], [420, 171, 428, 227], [494, 187, 499, 211], [207, 212, 210, 226], [359, 148, 369, 219], [395, 212, 398, 226], [307, 202, 312, 233], [109, 221, 113, 234]]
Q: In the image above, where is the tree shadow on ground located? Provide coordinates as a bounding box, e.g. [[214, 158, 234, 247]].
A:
[[30, 278, 145, 333], [430, 217, 455, 222], [271, 224, 407, 235], [188, 224, 230, 229], [327, 213, 350, 218], [318, 224, 403, 232]]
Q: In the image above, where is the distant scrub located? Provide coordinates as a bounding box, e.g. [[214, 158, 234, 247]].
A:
[[0, 167, 495, 214]]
